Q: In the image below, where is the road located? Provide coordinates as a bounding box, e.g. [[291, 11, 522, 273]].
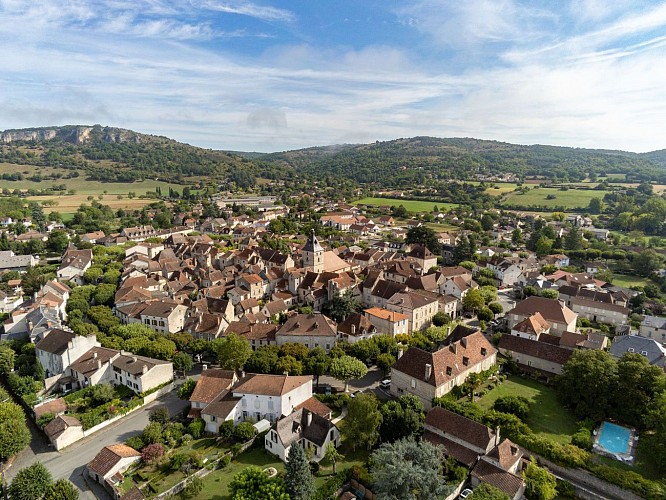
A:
[[6, 390, 188, 499]]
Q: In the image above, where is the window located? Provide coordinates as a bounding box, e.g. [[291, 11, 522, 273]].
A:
[[446, 366, 452, 376], [481, 348, 487, 356], [268, 400, 274, 410], [242, 399, 247, 408], [527, 360, 532, 367], [242, 411, 248, 419], [254, 398, 260, 409], [462, 357, 469, 366], [641, 350, 648, 356], [410, 378, 416, 389], [211, 415, 217, 422], [628, 348, 635, 352]]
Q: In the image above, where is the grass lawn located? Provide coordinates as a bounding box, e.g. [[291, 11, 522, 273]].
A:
[[354, 197, 457, 213], [476, 375, 578, 444], [612, 274, 650, 289], [502, 188, 611, 209]]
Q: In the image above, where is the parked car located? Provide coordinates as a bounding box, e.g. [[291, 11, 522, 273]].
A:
[[380, 378, 391, 389], [459, 488, 473, 500]]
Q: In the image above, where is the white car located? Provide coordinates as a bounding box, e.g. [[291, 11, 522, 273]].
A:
[[459, 488, 473, 500], [380, 378, 391, 389]]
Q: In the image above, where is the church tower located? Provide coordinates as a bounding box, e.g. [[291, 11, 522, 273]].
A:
[[302, 229, 324, 273]]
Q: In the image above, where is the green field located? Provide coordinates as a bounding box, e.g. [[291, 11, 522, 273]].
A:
[[467, 181, 519, 197], [355, 197, 457, 213], [612, 274, 650, 289], [503, 187, 611, 209], [477, 375, 578, 444]]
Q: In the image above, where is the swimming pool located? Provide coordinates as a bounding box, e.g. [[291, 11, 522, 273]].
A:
[[596, 421, 631, 455]]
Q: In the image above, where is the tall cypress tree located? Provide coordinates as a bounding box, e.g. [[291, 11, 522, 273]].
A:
[[284, 442, 315, 500]]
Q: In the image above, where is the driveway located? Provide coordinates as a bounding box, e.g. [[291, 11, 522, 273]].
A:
[[6, 390, 188, 499]]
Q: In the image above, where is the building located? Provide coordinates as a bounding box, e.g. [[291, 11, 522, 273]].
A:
[[363, 307, 409, 336], [302, 229, 324, 273], [639, 315, 666, 342], [139, 301, 188, 334], [506, 296, 577, 336], [265, 409, 340, 462], [86, 444, 142, 493], [386, 291, 439, 332], [390, 331, 497, 410], [0, 250, 38, 272], [44, 415, 83, 450], [609, 335, 666, 367], [276, 313, 338, 352], [569, 297, 629, 326], [497, 334, 573, 378], [188, 368, 237, 419], [35, 329, 99, 386], [57, 247, 93, 283]]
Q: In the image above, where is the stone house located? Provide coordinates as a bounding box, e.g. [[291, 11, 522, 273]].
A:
[[363, 307, 409, 336], [265, 409, 340, 462], [506, 297, 577, 336], [497, 334, 573, 378], [386, 291, 439, 332], [276, 313, 338, 352]]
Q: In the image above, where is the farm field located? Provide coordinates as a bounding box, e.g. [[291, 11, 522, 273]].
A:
[[26, 194, 157, 214], [502, 187, 611, 209], [466, 181, 519, 196], [476, 375, 578, 444], [354, 197, 457, 212], [611, 274, 650, 289]]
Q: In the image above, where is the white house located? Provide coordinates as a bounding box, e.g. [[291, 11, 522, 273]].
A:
[[265, 409, 340, 462]]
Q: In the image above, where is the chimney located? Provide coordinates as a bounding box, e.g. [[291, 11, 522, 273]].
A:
[[447, 326, 451, 337], [241, 370, 245, 378], [97, 359, 102, 370], [425, 363, 432, 381], [93, 351, 97, 359], [351, 324, 356, 335], [461, 337, 468, 349], [397, 346, 404, 359], [142, 364, 148, 374], [306, 411, 313, 427], [450, 343, 457, 354], [27, 320, 34, 332], [132, 356, 137, 363], [495, 426, 501, 446]]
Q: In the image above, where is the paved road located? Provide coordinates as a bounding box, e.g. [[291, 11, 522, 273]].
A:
[[6, 391, 188, 499]]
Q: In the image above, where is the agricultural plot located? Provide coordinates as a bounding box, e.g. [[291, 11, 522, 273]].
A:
[[502, 187, 611, 209], [354, 197, 457, 212]]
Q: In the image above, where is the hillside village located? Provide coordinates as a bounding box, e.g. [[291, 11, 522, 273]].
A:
[[1, 193, 666, 500]]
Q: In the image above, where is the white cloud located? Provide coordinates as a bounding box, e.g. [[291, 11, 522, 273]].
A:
[[197, 0, 295, 22]]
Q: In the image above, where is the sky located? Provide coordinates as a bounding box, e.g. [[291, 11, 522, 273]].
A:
[[1, 1, 666, 153]]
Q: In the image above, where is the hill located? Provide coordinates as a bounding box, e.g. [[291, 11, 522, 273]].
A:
[[262, 137, 666, 187], [0, 125, 258, 186]]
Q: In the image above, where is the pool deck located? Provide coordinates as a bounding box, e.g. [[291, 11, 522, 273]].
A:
[[592, 421, 637, 465]]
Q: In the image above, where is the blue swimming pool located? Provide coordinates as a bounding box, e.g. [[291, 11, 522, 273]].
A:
[[597, 421, 631, 454]]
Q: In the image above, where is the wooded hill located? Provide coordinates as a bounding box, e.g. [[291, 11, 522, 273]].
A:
[[2, 126, 665, 188]]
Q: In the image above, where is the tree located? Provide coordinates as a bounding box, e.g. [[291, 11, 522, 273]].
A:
[[463, 288, 485, 313], [0, 346, 15, 375], [469, 483, 511, 500], [149, 406, 170, 425], [493, 395, 530, 421], [613, 353, 666, 427], [633, 249, 663, 277], [540, 289, 559, 300], [303, 347, 330, 388], [324, 290, 359, 323], [212, 333, 252, 370], [233, 422, 256, 442], [465, 372, 485, 402], [588, 197, 603, 214], [380, 395, 424, 443], [43, 478, 79, 500], [406, 226, 440, 254], [142, 422, 164, 444], [173, 351, 193, 376], [90, 383, 115, 405], [230, 466, 289, 500], [181, 476, 203, 499], [0, 403, 31, 461], [535, 236, 553, 257], [564, 227, 583, 251], [178, 378, 197, 400], [324, 442, 343, 474], [344, 393, 382, 450], [557, 350, 618, 420], [376, 352, 396, 376], [275, 355, 303, 375], [523, 458, 557, 500], [246, 347, 279, 374], [9, 462, 53, 500], [329, 355, 368, 392], [279, 343, 309, 360], [371, 438, 453, 500], [477, 307, 494, 322], [432, 311, 451, 327], [285, 443, 315, 500], [141, 443, 165, 464], [488, 302, 503, 316]]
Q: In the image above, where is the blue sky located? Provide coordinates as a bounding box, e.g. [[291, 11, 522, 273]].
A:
[[1, 1, 666, 152]]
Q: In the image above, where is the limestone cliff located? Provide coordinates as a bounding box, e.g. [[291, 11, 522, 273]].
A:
[[0, 125, 143, 145]]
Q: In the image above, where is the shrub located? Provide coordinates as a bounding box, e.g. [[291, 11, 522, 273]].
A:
[[125, 436, 145, 451], [233, 421, 256, 442], [314, 393, 350, 410], [218, 454, 231, 469], [180, 434, 193, 445], [492, 395, 530, 420], [141, 443, 165, 464], [218, 420, 234, 441], [188, 418, 205, 439], [586, 463, 666, 498], [36, 412, 56, 428], [571, 428, 593, 451], [169, 453, 188, 472]]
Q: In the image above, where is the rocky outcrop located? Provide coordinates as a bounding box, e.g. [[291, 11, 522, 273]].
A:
[[0, 125, 143, 145]]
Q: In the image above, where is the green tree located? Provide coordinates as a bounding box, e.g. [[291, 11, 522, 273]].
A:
[[275, 355, 303, 376], [324, 442, 343, 474], [557, 350, 618, 420], [588, 197, 603, 214], [284, 443, 315, 500], [303, 347, 330, 389], [142, 422, 164, 444], [432, 311, 451, 326], [0, 403, 31, 461], [540, 289, 559, 300], [376, 352, 396, 376], [329, 355, 368, 392], [230, 466, 289, 500], [212, 333, 252, 370], [535, 236, 553, 257], [462, 288, 485, 313], [89, 383, 115, 405], [613, 353, 666, 427], [406, 226, 440, 254], [149, 406, 170, 425], [633, 249, 663, 277], [465, 372, 485, 402], [469, 483, 511, 500], [344, 393, 382, 450], [477, 307, 494, 322], [46, 229, 70, 253], [523, 458, 557, 500], [246, 347, 279, 374], [564, 228, 583, 251], [43, 479, 79, 500], [0, 346, 15, 375], [324, 290, 359, 323], [371, 438, 453, 500], [9, 462, 53, 500], [173, 352, 193, 376], [233, 422, 256, 442], [379, 395, 424, 443]]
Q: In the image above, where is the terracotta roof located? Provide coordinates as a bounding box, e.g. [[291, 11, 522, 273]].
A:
[[34, 398, 67, 418], [425, 407, 496, 450], [87, 444, 141, 477], [201, 391, 241, 419], [112, 353, 170, 375], [70, 347, 119, 377], [392, 331, 496, 387], [471, 459, 524, 498], [364, 307, 409, 322], [498, 335, 573, 366], [233, 373, 311, 397], [275, 408, 335, 448], [387, 291, 438, 310], [508, 296, 576, 325], [277, 313, 337, 337], [486, 438, 523, 471], [294, 396, 333, 419], [190, 369, 236, 404], [120, 486, 145, 500], [338, 312, 376, 337], [512, 312, 550, 336]]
